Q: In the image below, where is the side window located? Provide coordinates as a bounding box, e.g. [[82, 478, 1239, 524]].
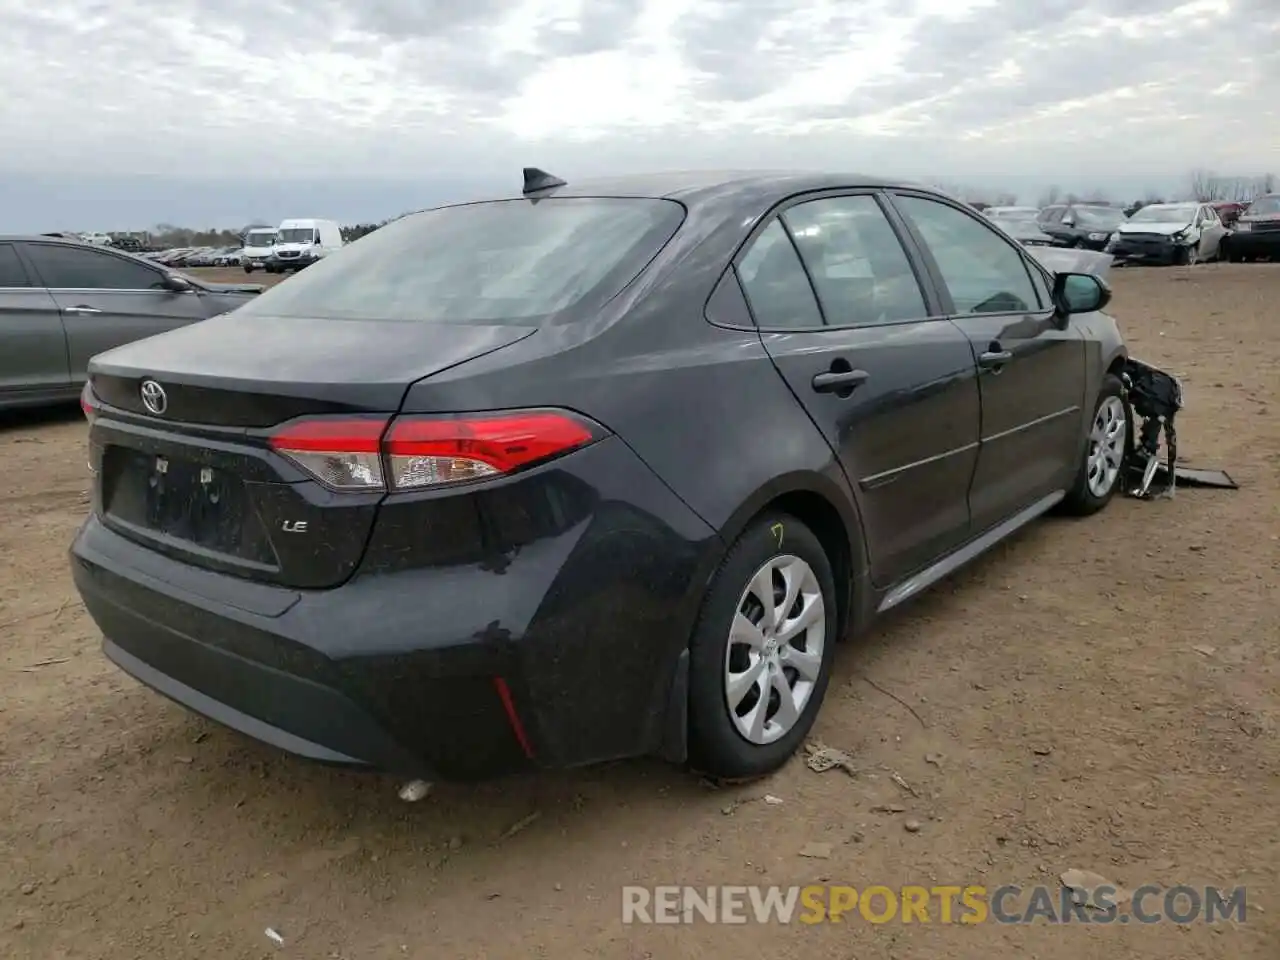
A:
[[895, 195, 1041, 315], [26, 244, 164, 291], [735, 220, 824, 329], [781, 195, 929, 326], [0, 244, 31, 287], [1040, 207, 1063, 224]]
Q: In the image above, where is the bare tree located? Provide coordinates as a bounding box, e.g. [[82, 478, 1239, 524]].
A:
[[1189, 168, 1227, 201], [1084, 188, 1110, 204], [1261, 172, 1276, 194]]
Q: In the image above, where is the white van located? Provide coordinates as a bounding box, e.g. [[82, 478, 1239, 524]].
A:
[[241, 227, 277, 273], [267, 218, 343, 273]]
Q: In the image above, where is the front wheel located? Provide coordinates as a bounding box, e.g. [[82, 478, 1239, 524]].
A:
[[1060, 373, 1131, 516], [687, 513, 838, 780]]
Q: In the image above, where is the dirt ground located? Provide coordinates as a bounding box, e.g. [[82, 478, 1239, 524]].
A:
[[2, 264, 1277, 959]]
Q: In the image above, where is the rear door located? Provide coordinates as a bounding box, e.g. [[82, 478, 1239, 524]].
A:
[[0, 243, 71, 399], [889, 191, 1085, 533], [736, 191, 981, 587], [23, 242, 212, 383]]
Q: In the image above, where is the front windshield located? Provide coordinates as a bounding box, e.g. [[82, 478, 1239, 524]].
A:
[[278, 228, 317, 244], [246, 231, 275, 246], [1247, 196, 1280, 216], [1074, 207, 1125, 227], [1130, 204, 1196, 223]]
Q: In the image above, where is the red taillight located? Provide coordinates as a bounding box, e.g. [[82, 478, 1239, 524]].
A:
[[268, 416, 388, 491], [267, 410, 600, 492]]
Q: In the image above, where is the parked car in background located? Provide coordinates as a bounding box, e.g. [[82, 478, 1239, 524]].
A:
[[984, 206, 1040, 222], [1211, 201, 1248, 227], [180, 248, 218, 267], [1038, 204, 1128, 250], [71, 169, 1128, 785], [241, 228, 277, 273], [1223, 194, 1280, 262], [0, 236, 262, 411], [995, 218, 1056, 247], [1108, 202, 1227, 265], [214, 247, 244, 267]]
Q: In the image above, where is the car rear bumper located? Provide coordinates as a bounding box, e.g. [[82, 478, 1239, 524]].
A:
[[70, 436, 720, 781], [1227, 230, 1280, 257]]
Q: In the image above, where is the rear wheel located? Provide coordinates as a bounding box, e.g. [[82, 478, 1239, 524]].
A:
[[687, 513, 837, 780], [1060, 374, 1130, 516]]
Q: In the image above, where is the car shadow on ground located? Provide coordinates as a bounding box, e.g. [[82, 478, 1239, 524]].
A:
[[0, 402, 82, 434]]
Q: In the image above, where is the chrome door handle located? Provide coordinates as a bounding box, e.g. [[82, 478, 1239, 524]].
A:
[[63, 305, 103, 314]]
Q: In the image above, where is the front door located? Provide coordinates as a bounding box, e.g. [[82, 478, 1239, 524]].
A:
[[889, 192, 1086, 533], [735, 192, 981, 587], [1197, 206, 1227, 260], [0, 243, 70, 399], [21, 242, 210, 383]]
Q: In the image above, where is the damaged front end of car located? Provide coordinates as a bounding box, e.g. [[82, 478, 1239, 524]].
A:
[[1028, 247, 1237, 499]]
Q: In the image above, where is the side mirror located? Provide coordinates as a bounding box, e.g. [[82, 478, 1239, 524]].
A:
[[1061, 217, 1076, 227], [1053, 272, 1111, 315], [161, 273, 194, 293]]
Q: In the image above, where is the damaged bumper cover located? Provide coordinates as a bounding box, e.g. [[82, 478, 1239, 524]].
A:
[[1121, 357, 1183, 499]]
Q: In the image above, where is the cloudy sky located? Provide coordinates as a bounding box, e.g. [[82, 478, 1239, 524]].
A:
[[1, 0, 1276, 231]]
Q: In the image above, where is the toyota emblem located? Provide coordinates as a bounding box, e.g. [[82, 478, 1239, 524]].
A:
[[140, 379, 168, 415]]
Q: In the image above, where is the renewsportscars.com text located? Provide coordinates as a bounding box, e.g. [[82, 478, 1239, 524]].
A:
[[621, 884, 1247, 925]]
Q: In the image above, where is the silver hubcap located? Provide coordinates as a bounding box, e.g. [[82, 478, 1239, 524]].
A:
[[724, 554, 826, 745], [1087, 395, 1127, 498]]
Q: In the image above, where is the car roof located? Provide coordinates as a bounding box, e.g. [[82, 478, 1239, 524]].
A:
[[456, 169, 920, 210]]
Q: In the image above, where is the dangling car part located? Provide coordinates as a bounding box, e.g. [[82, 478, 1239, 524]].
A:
[[1120, 357, 1184, 499]]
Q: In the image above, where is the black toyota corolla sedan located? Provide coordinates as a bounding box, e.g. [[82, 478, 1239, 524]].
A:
[[71, 169, 1129, 783]]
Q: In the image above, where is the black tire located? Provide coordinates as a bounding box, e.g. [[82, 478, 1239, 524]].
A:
[[1060, 373, 1131, 516], [1174, 244, 1194, 266], [687, 512, 838, 780], [243, 264, 254, 273]]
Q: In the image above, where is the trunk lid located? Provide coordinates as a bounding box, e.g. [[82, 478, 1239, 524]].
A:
[[86, 312, 536, 589], [89, 312, 536, 425]]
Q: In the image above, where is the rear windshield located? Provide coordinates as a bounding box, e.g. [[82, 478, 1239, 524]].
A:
[[1247, 196, 1280, 215], [235, 197, 685, 324]]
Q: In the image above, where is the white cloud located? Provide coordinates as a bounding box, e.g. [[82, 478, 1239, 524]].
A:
[[0, 0, 1276, 225]]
